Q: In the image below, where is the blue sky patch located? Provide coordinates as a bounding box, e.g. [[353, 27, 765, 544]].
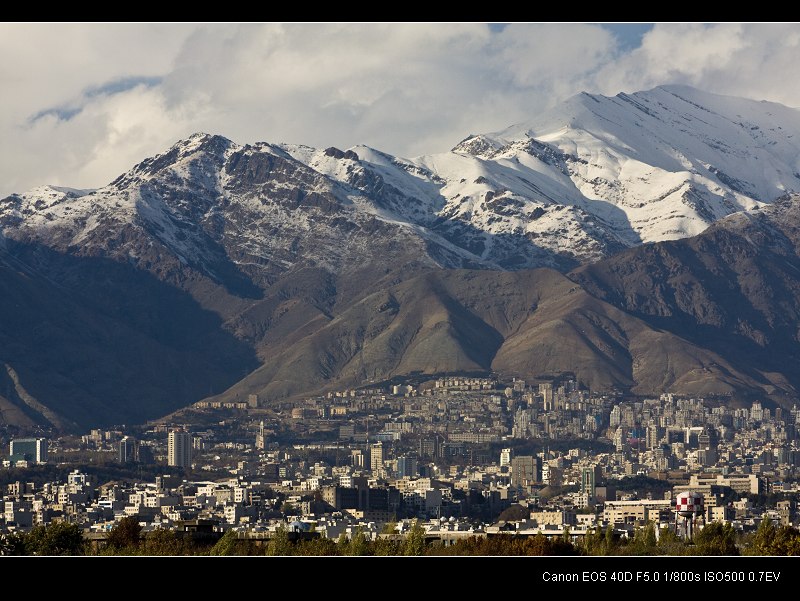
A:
[[600, 23, 654, 51], [29, 75, 162, 124]]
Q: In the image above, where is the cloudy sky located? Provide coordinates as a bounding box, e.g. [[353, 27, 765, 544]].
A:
[[2, 22, 800, 197]]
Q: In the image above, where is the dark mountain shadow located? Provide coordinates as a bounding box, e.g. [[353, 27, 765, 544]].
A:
[[0, 240, 260, 429], [570, 226, 800, 401]]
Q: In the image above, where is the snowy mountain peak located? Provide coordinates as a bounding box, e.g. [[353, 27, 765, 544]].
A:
[[177, 131, 235, 149], [4, 85, 800, 277], [451, 134, 504, 157], [444, 84, 800, 249]]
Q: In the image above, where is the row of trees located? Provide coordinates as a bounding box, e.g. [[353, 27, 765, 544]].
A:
[[3, 516, 800, 556], [580, 517, 800, 556], [579, 522, 738, 556]]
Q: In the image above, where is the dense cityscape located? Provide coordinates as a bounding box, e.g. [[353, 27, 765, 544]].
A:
[[2, 375, 800, 555]]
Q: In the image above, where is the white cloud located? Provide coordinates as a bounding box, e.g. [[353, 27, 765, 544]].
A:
[[591, 23, 800, 107], [1, 22, 800, 197]]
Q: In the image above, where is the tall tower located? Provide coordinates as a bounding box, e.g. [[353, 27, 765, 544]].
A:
[[370, 442, 384, 473], [168, 430, 192, 468], [255, 421, 267, 450], [539, 382, 554, 412], [119, 436, 136, 463], [396, 454, 418, 478], [675, 491, 704, 539], [581, 465, 602, 499]]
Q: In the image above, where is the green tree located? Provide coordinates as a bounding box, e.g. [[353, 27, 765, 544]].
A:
[[747, 516, 777, 555], [25, 522, 85, 556], [583, 526, 608, 555], [209, 530, 239, 556], [0, 532, 27, 556], [105, 516, 142, 553], [624, 522, 658, 556], [546, 537, 580, 556], [780, 527, 800, 556], [771, 525, 800, 556], [743, 521, 800, 556], [381, 521, 397, 534], [602, 524, 618, 555], [300, 536, 339, 556], [431, 533, 577, 557], [656, 526, 686, 556], [142, 528, 189, 556], [346, 528, 369, 556], [524, 533, 577, 556], [266, 525, 293, 556], [374, 536, 400, 556], [640, 522, 657, 548], [693, 522, 738, 556], [402, 520, 426, 556]]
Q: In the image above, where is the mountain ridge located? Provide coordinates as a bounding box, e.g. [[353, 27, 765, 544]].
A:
[[3, 85, 800, 428]]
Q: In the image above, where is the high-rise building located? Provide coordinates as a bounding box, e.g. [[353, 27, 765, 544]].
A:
[[118, 436, 136, 463], [511, 455, 540, 488], [513, 409, 531, 438], [9, 438, 47, 464], [255, 421, 267, 450], [500, 448, 513, 467], [168, 430, 192, 468], [351, 449, 365, 468], [396, 454, 418, 478], [419, 436, 440, 459], [542, 464, 563, 486], [613, 426, 625, 451], [137, 444, 154, 465], [646, 425, 663, 449], [370, 442, 384, 473], [538, 382, 554, 411], [581, 465, 602, 498]]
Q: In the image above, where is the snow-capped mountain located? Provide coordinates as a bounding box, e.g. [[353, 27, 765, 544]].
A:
[[288, 84, 800, 268], [447, 85, 799, 255], [3, 84, 800, 428], [0, 133, 483, 300], [5, 85, 800, 280]]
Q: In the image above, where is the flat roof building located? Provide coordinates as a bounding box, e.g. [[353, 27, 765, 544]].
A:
[[9, 438, 47, 464]]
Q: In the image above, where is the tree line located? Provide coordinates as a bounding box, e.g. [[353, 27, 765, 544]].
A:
[[1, 516, 799, 556]]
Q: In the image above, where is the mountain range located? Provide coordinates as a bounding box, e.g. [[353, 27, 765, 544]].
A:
[[3, 85, 800, 429]]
